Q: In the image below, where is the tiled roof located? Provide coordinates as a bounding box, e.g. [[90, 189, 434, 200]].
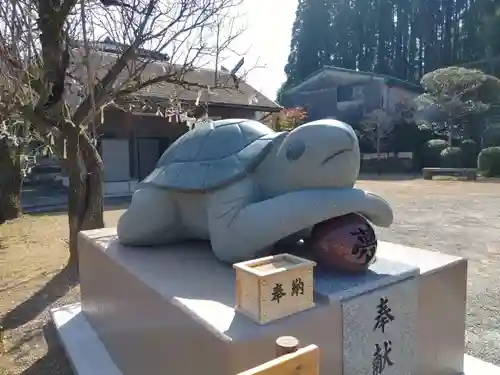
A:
[[321, 66, 424, 92], [286, 66, 424, 95], [68, 48, 281, 111]]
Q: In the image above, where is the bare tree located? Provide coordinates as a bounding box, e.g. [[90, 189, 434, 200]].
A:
[[361, 109, 394, 173], [0, 118, 40, 223], [0, 0, 42, 223], [0, 0, 253, 264], [360, 100, 416, 173]]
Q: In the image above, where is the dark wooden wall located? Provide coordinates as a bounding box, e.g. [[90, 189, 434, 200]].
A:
[[97, 105, 261, 181]]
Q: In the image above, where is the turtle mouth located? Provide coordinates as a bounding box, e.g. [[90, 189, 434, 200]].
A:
[[321, 149, 351, 165]]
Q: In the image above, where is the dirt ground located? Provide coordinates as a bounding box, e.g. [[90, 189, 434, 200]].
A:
[[1, 177, 499, 374]]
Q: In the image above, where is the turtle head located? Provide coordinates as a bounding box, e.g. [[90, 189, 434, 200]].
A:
[[272, 119, 360, 191]]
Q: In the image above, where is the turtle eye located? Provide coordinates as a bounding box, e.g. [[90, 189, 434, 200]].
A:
[[286, 139, 306, 161]]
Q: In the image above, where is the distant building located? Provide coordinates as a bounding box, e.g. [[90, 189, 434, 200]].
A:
[[62, 39, 281, 196], [280, 66, 423, 124]]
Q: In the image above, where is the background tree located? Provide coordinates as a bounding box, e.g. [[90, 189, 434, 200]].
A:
[[276, 83, 286, 104], [282, 0, 335, 91], [275, 107, 307, 131], [282, 0, 500, 91], [359, 100, 417, 171], [261, 107, 307, 131], [0, 0, 250, 263], [415, 67, 500, 145], [0, 21, 42, 223], [360, 109, 395, 173], [0, 118, 39, 223]]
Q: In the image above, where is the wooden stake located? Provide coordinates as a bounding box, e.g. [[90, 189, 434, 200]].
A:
[[275, 336, 299, 357], [238, 343, 319, 375], [0, 325, 4, 354]]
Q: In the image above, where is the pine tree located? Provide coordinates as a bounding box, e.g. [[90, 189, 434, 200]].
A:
[[281, 0, 500, 94], [282, 0, 334, 91]]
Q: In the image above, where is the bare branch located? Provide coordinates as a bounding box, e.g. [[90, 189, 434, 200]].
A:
[[0, 0, 260, 138]]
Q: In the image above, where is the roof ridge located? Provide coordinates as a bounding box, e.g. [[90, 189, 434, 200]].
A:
[[68, 48, 281, 110], [283, 65, 423, 96]]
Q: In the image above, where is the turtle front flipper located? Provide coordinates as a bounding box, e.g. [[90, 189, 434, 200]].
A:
[[207, 179, 393, 264], [117, 187, 184, 246]]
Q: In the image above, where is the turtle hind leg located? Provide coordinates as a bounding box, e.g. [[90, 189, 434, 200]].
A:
[[117, 187, 183, 246]]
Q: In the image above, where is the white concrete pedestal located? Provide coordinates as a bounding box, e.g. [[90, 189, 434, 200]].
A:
[[50, 228, 500, 375]]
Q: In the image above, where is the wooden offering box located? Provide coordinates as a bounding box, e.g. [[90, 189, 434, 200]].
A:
[[233, 254, 316, 325]]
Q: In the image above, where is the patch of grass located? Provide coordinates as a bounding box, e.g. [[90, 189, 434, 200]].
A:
[[0, 210, 123, 375]]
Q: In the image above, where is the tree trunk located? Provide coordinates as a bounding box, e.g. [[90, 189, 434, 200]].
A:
[[0, 139, 22, 224], [376, 125, 382, 175], [66, 130, 104, 266], [447, 121, 453, 146]]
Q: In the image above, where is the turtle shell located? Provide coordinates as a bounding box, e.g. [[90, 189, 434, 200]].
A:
[[141, 119, 286, 192]]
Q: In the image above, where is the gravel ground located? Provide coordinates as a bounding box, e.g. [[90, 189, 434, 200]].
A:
[[1, 177, 499, 374], [357, 177, 500, 366]]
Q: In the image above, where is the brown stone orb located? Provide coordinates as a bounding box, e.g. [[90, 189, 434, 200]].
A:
[[309, 213, 378, 273]]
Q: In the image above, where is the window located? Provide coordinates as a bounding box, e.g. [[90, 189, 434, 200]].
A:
[[353, 86, 364, 99], [337, 86, 354, 102], [337, 85, 364, 102]]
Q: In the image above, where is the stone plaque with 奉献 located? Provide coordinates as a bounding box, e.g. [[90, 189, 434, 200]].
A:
[[342, 277, 418, 375]]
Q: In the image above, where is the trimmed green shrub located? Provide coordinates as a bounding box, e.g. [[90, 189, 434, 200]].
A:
[[391, 121, 436, 170], [440, 147, 463, 168], [459, 139, 480, 168], [478, 147, 500, 177], [423, 139, 447, 167], [482, 126, 500, 148], [413, 128, 438, 170]]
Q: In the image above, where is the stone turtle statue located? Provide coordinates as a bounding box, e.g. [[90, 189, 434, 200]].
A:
[[117, 118, 393, 263]]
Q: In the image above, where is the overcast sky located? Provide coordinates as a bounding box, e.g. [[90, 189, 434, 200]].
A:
[[91, 0, 297, 102], [234, 0, 297, 101]]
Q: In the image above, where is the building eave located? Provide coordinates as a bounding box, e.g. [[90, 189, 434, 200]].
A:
[[283, 66, 423, 96], [127, 94, 282, 112], [207, 102, 282, 112]]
